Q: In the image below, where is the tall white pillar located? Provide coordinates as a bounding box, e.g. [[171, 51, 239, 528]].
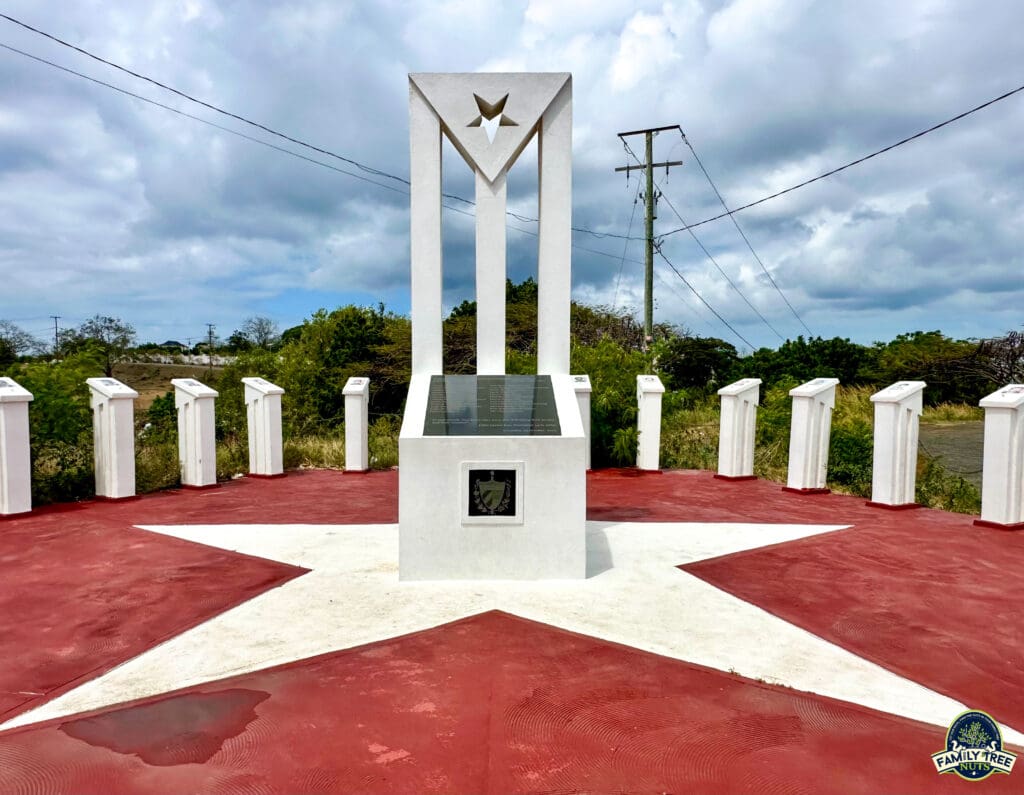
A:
[[717, 378, 761, 479], [572, 374, 592, 470], [171, 378, 219, 488], [409, 81, 444, 375], [86, 377, 139, 499], [242, 377, 284, 477], [869, 381, 926, 507], [476, 171, 507, 374], [343, 377, 370, 473], [636, 375, 665, 471], [785, 377, 839, 492], [976, 384, 1024, 528], [537, 79, 572, 376], [0, 377, 33, 516]]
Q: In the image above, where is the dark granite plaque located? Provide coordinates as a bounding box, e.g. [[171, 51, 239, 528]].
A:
[[423, 375, 562, 436], [467, 469, 517, 516]]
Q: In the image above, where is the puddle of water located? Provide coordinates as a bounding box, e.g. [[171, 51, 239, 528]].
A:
[[60, 688, 269, 766]]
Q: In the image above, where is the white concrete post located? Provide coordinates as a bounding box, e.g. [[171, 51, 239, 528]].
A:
[[171, 378, 219, 488], [717, 378, 761, 479], [343, 377, 370, 472], [242, 377, 284, 477], [869, 381, 926, 507], [636, 375, 665, 471], [786, 377, 839, 492], [0, 377, 33, 515], [977, 384, 1024, 527], [86, 377, 139, 499], [537, 78, 573, 376], [408, 80, 444, 375], [572, 374, 592, 470], [476, 170, 507, 374]]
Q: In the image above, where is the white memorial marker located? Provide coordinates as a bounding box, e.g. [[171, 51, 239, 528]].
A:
[[717, 378, 761, 479], [976, 384, 1024, 528], [785, 377, 839, 493], [572, 374, 592, 471], [86, 377, 139, 499], [171, 378, 219, 488], [0, 376, 33, 515], [342, 377, 370, 473], [636, 375, 665, 471], [242, 377, 285, 478], [869, 381, 926, 508]]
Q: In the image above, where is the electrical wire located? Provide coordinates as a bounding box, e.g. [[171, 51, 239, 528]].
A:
[[655, 244, 754, 350], [660, 81, 1024, 237], [681, 132, 813, 336], [0, 14, 643, 242], [622, 139, 784, 341], [653, 268, 717, 336], [0, 39, 641, 271], [658, 188, 786, 341], [613, 182, 642, 310]]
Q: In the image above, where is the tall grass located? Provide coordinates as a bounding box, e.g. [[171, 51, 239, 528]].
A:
[[923, 403, 984, 422], [657, 385, 982, 512]]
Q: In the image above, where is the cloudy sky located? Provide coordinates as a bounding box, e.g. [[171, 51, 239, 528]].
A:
[[1, 0, 1021, 354]]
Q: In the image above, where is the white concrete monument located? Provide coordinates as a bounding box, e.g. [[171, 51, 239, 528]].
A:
[[636, 375, 665, 471], [86, 377, 139, 499], [343, 377, 370, 473], [976, 383, 1024, 528], [399, 73, 586, 580], [717, 378, 761, 479], [0, 376, 33, 516], [242, 377, 284, 478], [869, 381, 926, 508], [171, 378, 219, 488], [785, 377, 839, 493]]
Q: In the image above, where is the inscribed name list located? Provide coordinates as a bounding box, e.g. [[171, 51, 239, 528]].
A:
[[424, 375, 561, 436]]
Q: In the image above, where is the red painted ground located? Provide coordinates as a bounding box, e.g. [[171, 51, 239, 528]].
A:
[[2, 467, 1022, 792], [0, 482, 340, 724], [0, 610, 1004, 794], [589, 469, 1024, 735]]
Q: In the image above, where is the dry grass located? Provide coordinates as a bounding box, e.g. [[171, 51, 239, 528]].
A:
[[283, 435, 347, 470], [923, 402, 984, 423]]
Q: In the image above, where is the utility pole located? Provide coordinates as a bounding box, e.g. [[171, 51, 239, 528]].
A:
[[50, 315, 60, 356], [205, 323, 216, 374], [615, 125, 683, 346]]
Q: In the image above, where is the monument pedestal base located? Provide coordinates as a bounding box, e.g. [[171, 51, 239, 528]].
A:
[[398, 373, 586, 580]]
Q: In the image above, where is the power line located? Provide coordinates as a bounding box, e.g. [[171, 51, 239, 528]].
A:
[[622, 139, 785, 341], [653, 268, 718, 336], [0, 39, 644, 276], [0, 42, 410, 196], [613, 182, 642, 310], [661, 81, 1024, 237], [654, 244, 754, 350], [681, 132, 813, 336], [658, 187, 786, 342], [0, 15, 642, 242], [0, 13, 408, 186]]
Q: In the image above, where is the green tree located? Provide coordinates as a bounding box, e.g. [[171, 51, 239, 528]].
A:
[[60, 315, 136, 376], [733, 336, 872, 388], [864, 330, 983, 404], [657, 336, 739, 391], [0, 320, 42, 367]]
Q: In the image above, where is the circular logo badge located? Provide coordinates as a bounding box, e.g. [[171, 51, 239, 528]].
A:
[[932, 710, 1017, 781]]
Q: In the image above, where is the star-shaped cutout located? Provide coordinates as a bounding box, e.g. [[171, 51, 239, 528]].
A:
[[467, 92, 518, 143], [5, 519, 1020, 746]]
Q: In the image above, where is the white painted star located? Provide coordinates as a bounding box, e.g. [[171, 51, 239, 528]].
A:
[[5, 519, 1019, 745]]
